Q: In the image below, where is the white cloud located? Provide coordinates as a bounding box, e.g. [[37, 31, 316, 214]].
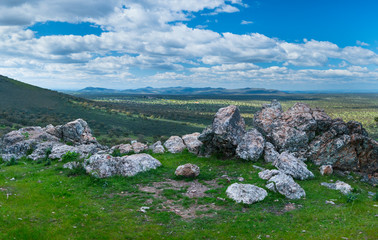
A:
[[241, 20, 253, 25], [0, 0, 377, 90], [356, 40, 369, 46]]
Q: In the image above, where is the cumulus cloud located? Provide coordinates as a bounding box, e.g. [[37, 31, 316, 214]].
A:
[[356, 40, 369, 46], [0, 0, 377, 90]]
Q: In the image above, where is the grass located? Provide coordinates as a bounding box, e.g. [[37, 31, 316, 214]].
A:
[[0, 151, 376, 239]]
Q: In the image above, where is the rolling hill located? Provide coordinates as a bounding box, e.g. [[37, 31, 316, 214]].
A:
[[0, 75, 202, 142], [72, 86, 286, 95]]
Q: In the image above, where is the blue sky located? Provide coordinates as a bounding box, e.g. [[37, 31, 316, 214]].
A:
[[0, 0, 377, 91]]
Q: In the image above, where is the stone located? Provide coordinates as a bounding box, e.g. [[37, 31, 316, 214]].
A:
[[321, 180, 352, 195], [150, 141, 165, 153], [199, 105, 245, 157], [28, 141, 63, 161], [175, 163, 200, 178], [84, 153, 161, 178], [226, 183, 268, 204], [61, 119, 97, 145], [63, 161, 82, 170], [258, 169, 281, 180], [274, 152, 314, 180], [263, 142, 279, 163], [49, 143, 100, 160], [320, 165, 333, 175], [49, 145, 78, 159], [164, 136, 186, 153], [132, 142, 148, 153], [307, 119, 378, 176], [111, 144, 133, 154], [182, 133, 202, 154], [266, 172, 306, 199], [236, 129, 265, 161], [253, 100, 283, 139]]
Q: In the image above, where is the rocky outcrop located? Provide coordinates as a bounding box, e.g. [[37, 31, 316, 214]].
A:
[[199, 105, 245, 157], [164, 136, 186, 153], [226, 183, 267, 204], [274, 152, 314, 180], [63, 161, 83, 170], [307, 119, 378, 176], [236, 129, 265, 161], [175, 163, 200, 177], [61, 119, 97, 145], [182, 133, 202, 154], [0, 119, 105, 162], [150, 141, 165, 153], [321, 180, 352, 195], [253, 101, 332, 154], [84, 153, 161, 178], [266, 172, 306, 199]]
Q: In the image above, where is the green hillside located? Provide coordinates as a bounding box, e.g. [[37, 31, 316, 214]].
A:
[[0, 75, 202, 144]]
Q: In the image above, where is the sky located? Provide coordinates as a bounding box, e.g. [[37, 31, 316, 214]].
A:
[[0, 0, 378, 91]]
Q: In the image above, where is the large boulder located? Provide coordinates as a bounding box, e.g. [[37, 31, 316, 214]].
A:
[[84, 153, 161, 178], [175, 163, 200, 178], [274, 152, 314, 180], [226, 183, 268, 204], [236, 129, 265, 161], [258, 169, 281, 180], [164, 136, 186, 153], [182, 133, 203, 154], [199, 105, 246, 157], [266, 172, 306, 199], [28, 141, 63, 160], [61, 119, 97, 145], [253, 100, 283, 139], [307, 119, 378, 176], [253, 101, 332, 154]]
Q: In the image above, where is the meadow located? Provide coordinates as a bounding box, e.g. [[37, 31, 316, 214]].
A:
[[0, 150, 377, 239]]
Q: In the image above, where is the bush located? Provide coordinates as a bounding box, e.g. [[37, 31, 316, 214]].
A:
[[346, 193, 358, 203], [5, 157, 18, 166], [111, 149, 122, 157], [61, 151, 80, 163]]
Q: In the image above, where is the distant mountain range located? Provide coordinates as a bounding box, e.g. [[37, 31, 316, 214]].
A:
[[73, 86, 286, 95]]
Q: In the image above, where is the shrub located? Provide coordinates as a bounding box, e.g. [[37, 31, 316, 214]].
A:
[[111, 149, 122, 157], [5, 157, 18, 166], [22, 132, 29, 139], [61, 151, 80, 163], [346, 193, 358, 203]]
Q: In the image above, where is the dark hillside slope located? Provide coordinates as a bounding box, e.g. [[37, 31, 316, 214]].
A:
[[0, 75, 201, 142]]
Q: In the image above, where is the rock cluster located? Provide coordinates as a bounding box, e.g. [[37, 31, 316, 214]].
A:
[[196, 100, 377, 184], [258, 169, 306, 199], [0, 119, 105, 161]]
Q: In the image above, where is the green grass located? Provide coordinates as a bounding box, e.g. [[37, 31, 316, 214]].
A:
[[0, 151, 376, 239]]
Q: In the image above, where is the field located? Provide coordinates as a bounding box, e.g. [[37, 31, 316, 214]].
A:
[[75, 93, 378, 143], [0, 151, 377, 239], [1, 76, 377, 239]]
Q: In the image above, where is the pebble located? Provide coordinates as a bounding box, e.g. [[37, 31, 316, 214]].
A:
[[10, 178, 15, 181], [237, 177, 244, 182], [325, 200, 335, 205], [140, 206, 150, 213]]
